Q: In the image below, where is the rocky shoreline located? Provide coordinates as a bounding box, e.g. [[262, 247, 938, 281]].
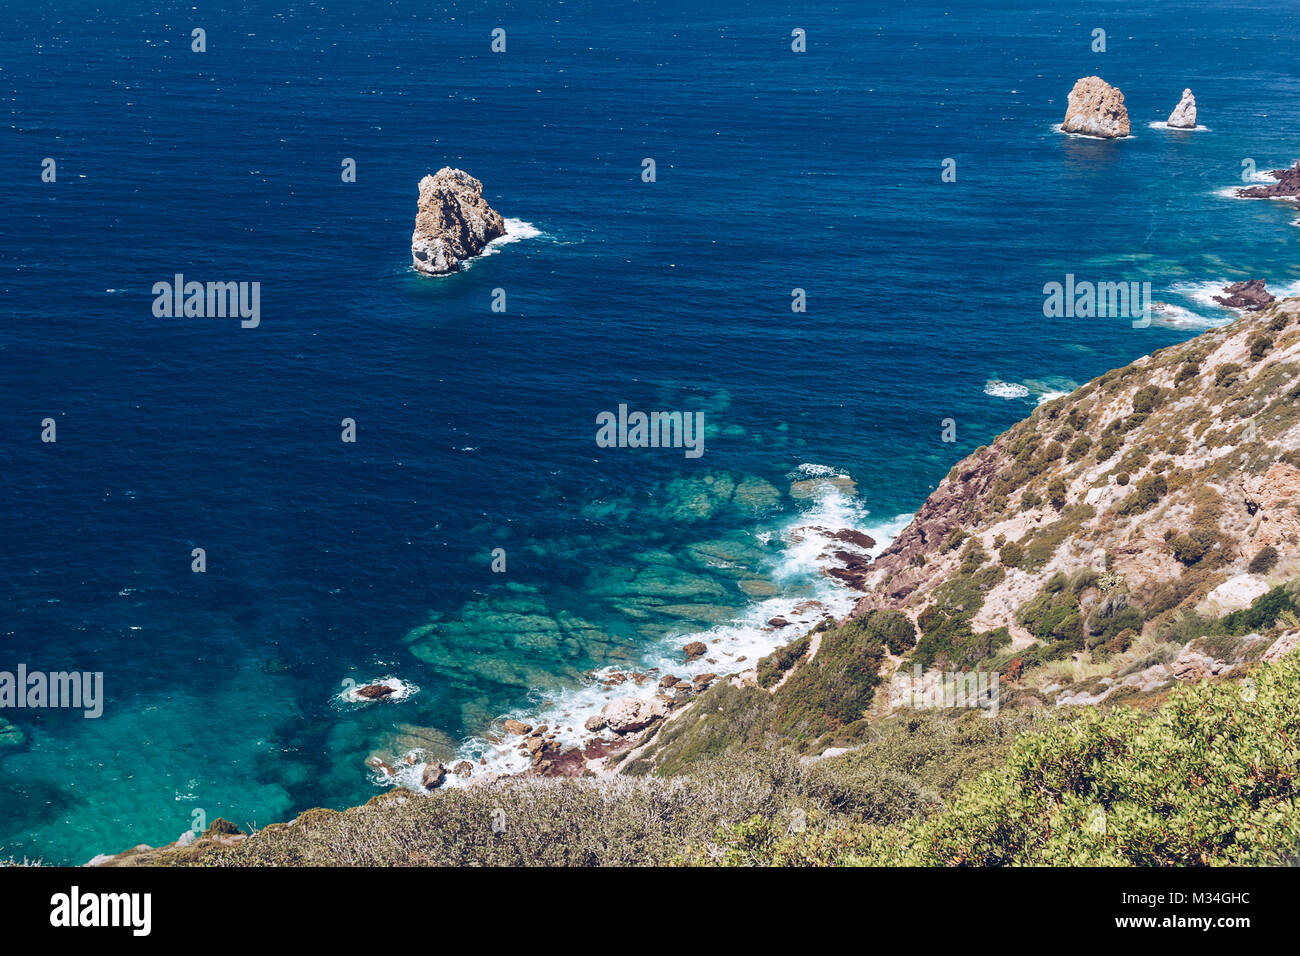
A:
[[386, 512, 882, 791]]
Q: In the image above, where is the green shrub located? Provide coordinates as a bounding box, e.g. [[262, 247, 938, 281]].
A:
[[1095, 430, 1122, 462], [1066, 436, 1092, 463], [1248, 545, 1279, 575], [1215, 363, 1243, 388], [1249, 334, 1274, 362], [1132, 385, 1162, 415], [998, 540, 1024, 568], [1170, 529, 1216, 566], [861, 609, 918, 656], [1118, 473, 1166, 515], [757, 634, 811, 689], [849, 656, 1300, 865], [1046, 476, 1067, 510]]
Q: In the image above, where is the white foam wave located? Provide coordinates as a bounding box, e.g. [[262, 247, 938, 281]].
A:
[[1148, 301, 1229, 330], [1036, 390, 1069, 406], [984, 380, 1030, 400], [469, 218, 542, 262], [791, 462, 838, 478], [1147, 121, 1209, 132]]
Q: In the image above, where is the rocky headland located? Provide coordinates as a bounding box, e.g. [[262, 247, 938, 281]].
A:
[[410, 167, 507, 276]]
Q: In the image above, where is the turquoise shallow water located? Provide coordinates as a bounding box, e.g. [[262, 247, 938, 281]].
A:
[[1, 0, 1298, 863]]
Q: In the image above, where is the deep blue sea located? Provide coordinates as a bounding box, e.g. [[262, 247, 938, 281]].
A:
[[1, 0, 1297, 864]]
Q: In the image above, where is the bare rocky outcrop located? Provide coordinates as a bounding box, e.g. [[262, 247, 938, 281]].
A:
[[411, 168, 507, 276], [597, 697, 670, 735], [1166, 88, 1197, 128], [1214, 279, 1275, 311], [1061, 76, 1131, 139], [1172, 634, 1269, 682], [1237, 160, 1300, 200], [421, 762, 447, 790], [1263, 631, 1300, 664]]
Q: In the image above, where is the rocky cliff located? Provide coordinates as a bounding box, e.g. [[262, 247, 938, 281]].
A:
[[619, 294, 1300, 773], [410, 167, 507, 276]]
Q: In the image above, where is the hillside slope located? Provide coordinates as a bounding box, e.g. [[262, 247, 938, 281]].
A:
[[622, 296, 1300, 771], [91, 299, 1300, 866]]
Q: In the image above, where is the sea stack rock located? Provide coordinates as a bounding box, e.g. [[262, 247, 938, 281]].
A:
[[1166, 88, 1197, 128], [1061, 76, 1131, 139], [410, 167, 507, 276]]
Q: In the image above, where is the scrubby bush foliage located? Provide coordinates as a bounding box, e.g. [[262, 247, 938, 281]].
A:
[[1118, 473, 1166, 515], [1249, 545, 1279, 575], [707, 655, 1300, 866]]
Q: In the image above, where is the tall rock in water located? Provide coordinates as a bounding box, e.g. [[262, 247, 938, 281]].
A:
[[1167, 88, 1197, 128], [1061, 76, 1131, 139], [411, 168, 507, 276]]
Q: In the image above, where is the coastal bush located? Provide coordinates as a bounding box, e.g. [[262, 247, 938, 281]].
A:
[[1215, 363, 1243, 388], [1169, 529, 1216, 566], [958, 540, 988, 575], [854, 655, 1300, 865], [1066, 436, 1092, 463], [861, 609, 917, 656], [1018, 591, 1082, 649], [1175, 360, 1200, 387], [998, 540, 1024, 568], [1155, 582, 1299, 646], [706, 656, 1300, 867], [1118, 473, 1166, 516], [1016, 506, 1094, 573], [771, 621, 888, 735], [757, 633, 811, 689], [1085, 602, 1143, 650], [1249, 545, 1280, 575], [1046, 476, 1067, 510], [1094, 429, 1122, 462], [1131, 385, 1163, 415], [1249, 333, 1274, 362]]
